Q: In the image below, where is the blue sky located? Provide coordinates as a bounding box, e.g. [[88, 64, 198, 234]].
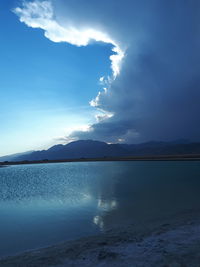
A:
[[1, 0, 200, 156], [0, 0, 113, 156]]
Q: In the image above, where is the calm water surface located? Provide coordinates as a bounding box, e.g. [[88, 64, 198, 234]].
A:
[[0, 161, 200, 257]]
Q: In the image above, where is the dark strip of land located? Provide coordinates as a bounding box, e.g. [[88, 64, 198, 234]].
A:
[[1, 154, 200, 166]]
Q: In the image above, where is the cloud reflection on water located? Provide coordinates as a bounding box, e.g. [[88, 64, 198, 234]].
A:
[[93, 198, 118, 230]]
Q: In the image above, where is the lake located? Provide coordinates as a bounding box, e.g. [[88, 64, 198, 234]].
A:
[[0, 161, 200, 257]]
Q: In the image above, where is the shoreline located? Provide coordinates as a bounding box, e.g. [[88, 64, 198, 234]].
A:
[[1, 154, 200, 166], [1, 210, 200, 266]]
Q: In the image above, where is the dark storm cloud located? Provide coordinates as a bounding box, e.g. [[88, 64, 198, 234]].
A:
[[17, 0, 200, 143], [63, 0, 200, 143]]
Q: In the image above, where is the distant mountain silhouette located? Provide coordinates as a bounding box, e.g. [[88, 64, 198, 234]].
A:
[[3, 139, 200, 162], [0, 151, 34, 162]]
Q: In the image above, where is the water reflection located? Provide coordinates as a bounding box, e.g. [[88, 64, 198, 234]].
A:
[[91, 161, 200, 232], [93, 198, 118, 230], [97, 198, 118, 211], [93, 215, 104, 229], [1, 161, 200, 257]]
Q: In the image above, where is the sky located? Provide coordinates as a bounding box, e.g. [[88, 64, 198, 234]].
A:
[[0, 0, 200, 156], [0, 0, 113, 156]]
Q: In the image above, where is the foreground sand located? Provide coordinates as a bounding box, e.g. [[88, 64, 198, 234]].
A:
[[0, 211, 200, 267], [1, 211, 200, 267]]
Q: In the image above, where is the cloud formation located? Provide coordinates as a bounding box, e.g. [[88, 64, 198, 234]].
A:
[[14, 1, 124, 78], [15, 0, 200, 143]]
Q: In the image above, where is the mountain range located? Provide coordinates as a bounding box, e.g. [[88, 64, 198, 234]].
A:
[[1, 139, 200, 162]]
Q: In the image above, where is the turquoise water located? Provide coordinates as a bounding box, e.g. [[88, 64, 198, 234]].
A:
[[0, 161, 200, 257]]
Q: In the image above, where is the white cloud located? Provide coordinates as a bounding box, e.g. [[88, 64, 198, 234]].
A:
[[14, 1, 124, 78], [95, 112, 113, 122], [14, 0, 200, 144], [14, 0, 126, 143]]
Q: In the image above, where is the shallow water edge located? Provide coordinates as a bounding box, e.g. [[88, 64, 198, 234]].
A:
[[1, 209, 200, 267]]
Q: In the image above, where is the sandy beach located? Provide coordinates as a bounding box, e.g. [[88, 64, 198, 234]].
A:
[[1, 209, 200, 267]]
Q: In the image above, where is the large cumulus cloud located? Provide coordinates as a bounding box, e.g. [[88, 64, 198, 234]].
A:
[[15, 0, 200, 143]]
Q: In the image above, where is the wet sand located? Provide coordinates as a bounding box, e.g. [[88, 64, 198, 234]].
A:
[[1, 210, 200, 266]]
